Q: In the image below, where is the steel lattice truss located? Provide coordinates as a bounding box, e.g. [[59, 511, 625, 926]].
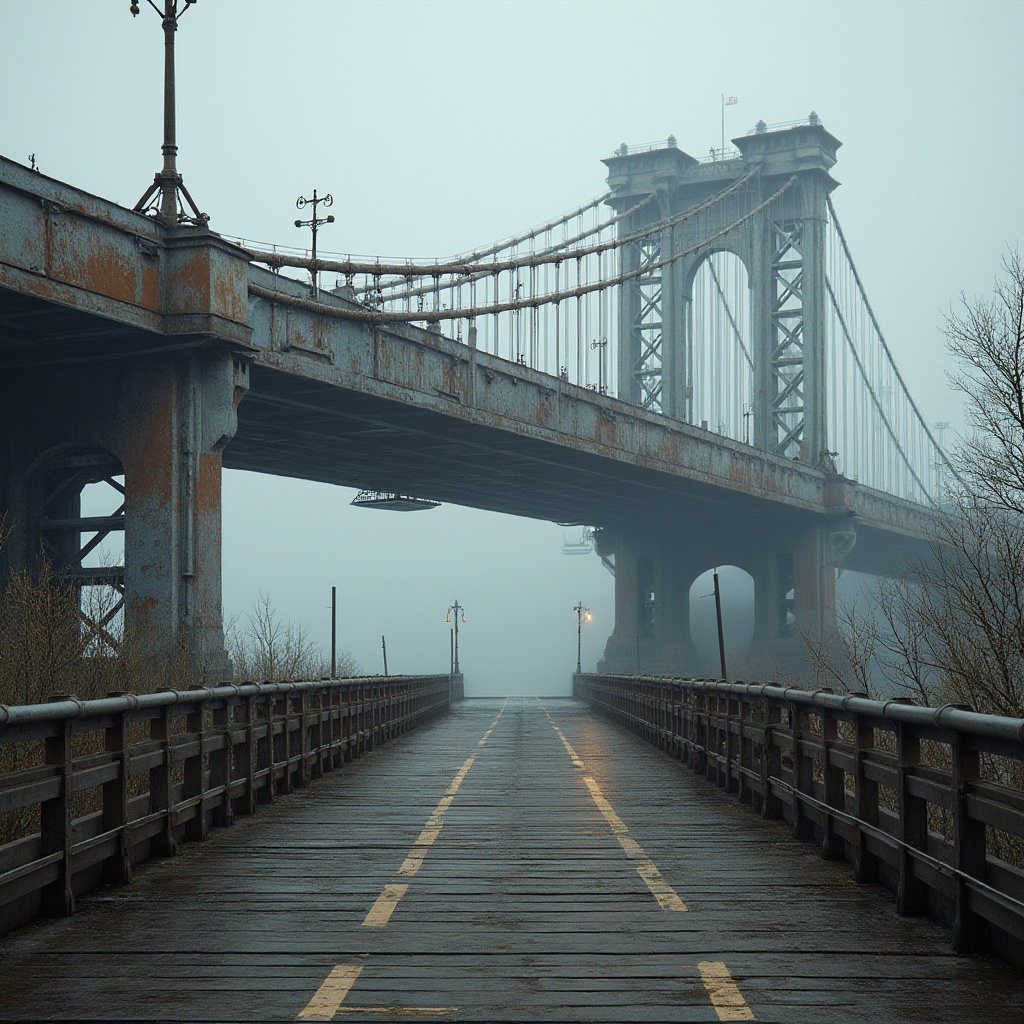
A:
[[630, 239, 664, 411], [769, 220, 806, 457]]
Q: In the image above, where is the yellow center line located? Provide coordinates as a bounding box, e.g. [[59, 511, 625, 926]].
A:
[[362, 699, 508, 928], [362, 883, 408, 928], [540, 701, 687, 913], [697, 961, 755, 1021], [296, 965, 363, 1021]]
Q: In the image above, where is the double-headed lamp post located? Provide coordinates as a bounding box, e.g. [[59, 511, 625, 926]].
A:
[[295, 190, 335, 299], [129, 0, 207, 226], [574, 602, 592, 674], [446, 600, 466, 675]]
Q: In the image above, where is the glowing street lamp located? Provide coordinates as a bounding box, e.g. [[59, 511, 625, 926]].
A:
[[573, 602, 592, 674], [446, 599, 466, 674]]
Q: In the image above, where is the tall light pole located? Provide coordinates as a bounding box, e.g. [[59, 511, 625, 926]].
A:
[[446, 600, 466, 674], [130, 0, 207, 226], [573, 602, 591, 674], [295, 190, 335, 298]]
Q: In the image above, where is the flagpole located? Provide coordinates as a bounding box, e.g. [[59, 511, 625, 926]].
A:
[[721, 94, 725, 156]]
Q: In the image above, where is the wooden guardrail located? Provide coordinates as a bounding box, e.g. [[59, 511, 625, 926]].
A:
[[0, 674, 452, 935], [574, 673, 1024, 968]]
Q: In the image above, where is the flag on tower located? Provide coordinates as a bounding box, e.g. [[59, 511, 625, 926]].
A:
[[724, 96, 738, 105]]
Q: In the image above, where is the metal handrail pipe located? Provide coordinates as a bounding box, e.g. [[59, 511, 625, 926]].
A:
[[0, 674, 435, 727], [594, 675, 1024, 745]]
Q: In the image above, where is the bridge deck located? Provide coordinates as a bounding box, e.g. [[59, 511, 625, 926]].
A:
[[0, 698, 1020, 1023]]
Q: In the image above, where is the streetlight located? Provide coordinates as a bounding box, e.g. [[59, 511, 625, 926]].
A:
[[573, 601, 592, 674], [445, 599, 466, 674], [129, 0, 208, 226], [295, 190, 335, 299]]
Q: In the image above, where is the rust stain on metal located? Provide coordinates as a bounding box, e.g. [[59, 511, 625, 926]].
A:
[[49, 230, 138, 305], [173, 251, 211, 309], [197, 452, 222, 514], [122, 377, 175, 505]]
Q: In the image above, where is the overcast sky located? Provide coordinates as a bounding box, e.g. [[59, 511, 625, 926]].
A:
[[3, 1, 1022, 695]]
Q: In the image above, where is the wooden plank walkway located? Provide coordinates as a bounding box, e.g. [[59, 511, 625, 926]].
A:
[[0, 697, 1021, 1023]]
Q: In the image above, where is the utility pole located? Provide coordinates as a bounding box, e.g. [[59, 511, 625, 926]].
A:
[[330, 586, 337, 679], [295, 189, 334, 299], [713, 570, 728, 679]]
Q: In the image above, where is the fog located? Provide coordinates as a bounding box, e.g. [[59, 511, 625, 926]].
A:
[[4, 2, 1022, 694]]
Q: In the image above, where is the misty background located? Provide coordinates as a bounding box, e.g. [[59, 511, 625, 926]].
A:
[[3, 1, 1022, 694]]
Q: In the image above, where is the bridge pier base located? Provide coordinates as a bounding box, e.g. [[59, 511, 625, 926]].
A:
[[597, 516, 855, 681], [0, 351, 248, 681]]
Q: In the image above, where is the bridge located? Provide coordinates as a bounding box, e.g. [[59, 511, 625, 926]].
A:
[[2, 58, 1022, 1017], [1, 116, 950, 679]]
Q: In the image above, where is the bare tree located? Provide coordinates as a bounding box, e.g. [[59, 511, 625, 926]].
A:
[[227, 591, 360, 682], [803, 251, 1024, 719], [946, 249, 1024, 517]]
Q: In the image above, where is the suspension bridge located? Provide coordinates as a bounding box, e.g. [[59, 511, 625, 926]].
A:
[[0, 113, 954, 676], [2, 111, 1024, 1020]]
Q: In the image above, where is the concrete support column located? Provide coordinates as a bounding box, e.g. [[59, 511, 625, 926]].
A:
[[597, 527, 700, 676], [0, 349, 248, 681], [119, 353, 247, 677], [750, 516, 855, 673]]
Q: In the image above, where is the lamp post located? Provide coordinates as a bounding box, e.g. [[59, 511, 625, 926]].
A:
[[130, 0, 207, 226], [295, 190, 335, 299], [573, 602, 591, 674], [446, 600, 465, 674]]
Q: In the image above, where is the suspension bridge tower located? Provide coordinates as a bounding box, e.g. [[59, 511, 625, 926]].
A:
[[597, 117, 853, 676]]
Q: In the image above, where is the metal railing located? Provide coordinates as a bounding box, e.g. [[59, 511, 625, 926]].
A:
[[0, 675, 452, 935], [574, 673, 1024, 968]]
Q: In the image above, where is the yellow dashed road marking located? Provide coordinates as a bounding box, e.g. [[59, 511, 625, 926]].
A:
[[541, 702, 687, 912], [362, 883, 409, 928], [296, 964, 363, 1020], [362, 700, 508, 927], [583, 775, 688, 911], [697, 961, 755, 1020]]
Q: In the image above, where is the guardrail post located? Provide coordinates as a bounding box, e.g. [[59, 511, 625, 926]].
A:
[[40, 704, 74, 917], [951, 719, 986, 952], [760, 700, 782, 820], [257, 694, 275, 804], [102, 696, 132, 885], [297, 691, 310, 787], [238, 695, 257, 815], [852, 705, 879, 883], [724, 697, 739, 795], [149, 696, 176, 857], [821, 705, 843, 860], [791, 703, 814, 840], [210, 700, 233, 828], [896, 717, 928, 915], [274, 692, 291, 794], [184, 689, 208, 842]]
